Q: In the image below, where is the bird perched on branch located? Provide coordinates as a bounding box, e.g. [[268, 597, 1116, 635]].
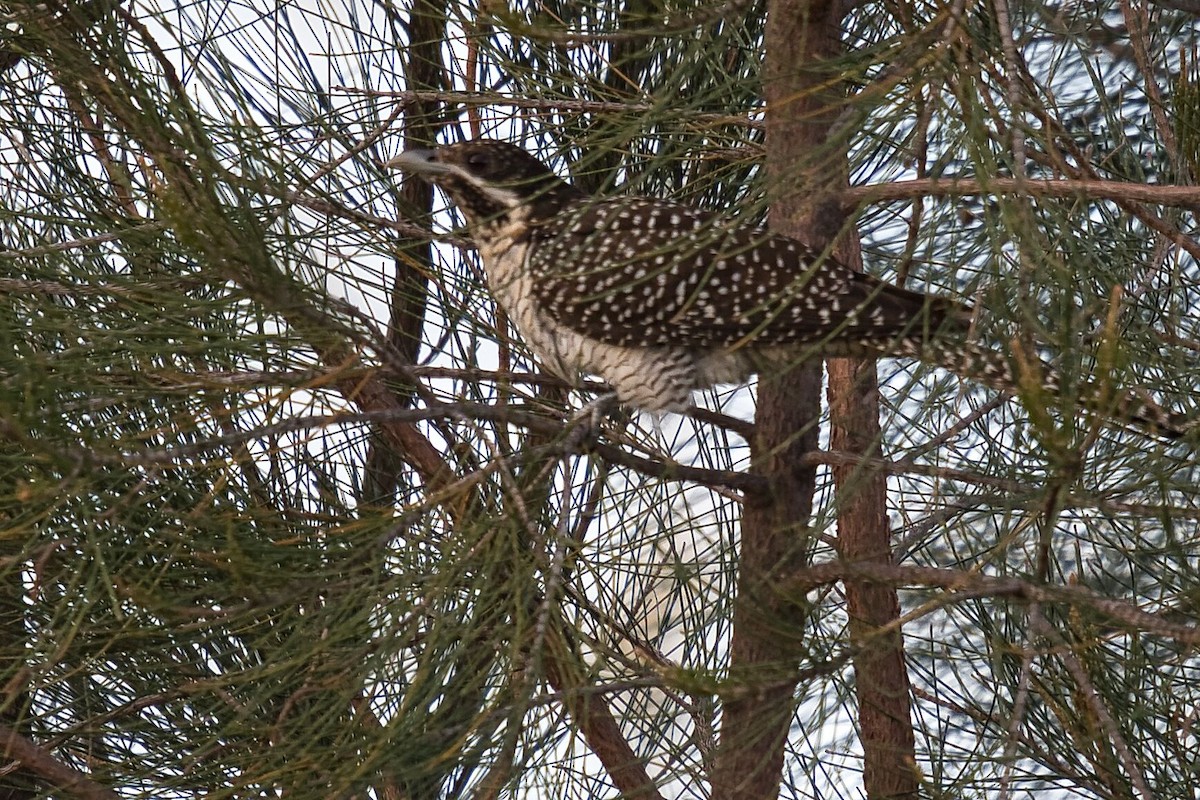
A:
[[387, 139, 1188, 440]]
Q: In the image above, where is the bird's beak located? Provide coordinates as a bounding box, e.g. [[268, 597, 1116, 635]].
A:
[[385, 149, 452, 175]]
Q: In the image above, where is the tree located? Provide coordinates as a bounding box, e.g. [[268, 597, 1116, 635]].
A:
[[1, 0, 1198, 797]]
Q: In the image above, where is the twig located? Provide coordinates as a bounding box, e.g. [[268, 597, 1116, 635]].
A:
[[338, 87, 765, 130], [1028, 609, 1154, 800], [68, 400, 764, 494], [0, 224, 168, 260], [0, 724, 120, 800], [912, 682, 1108, 798], [997, 627, 1035, 800], [1119, 0, 1184, 177], [785, 561, 1200, 643], [844, 176, 1200, 207], [283, 190, 471, 246], [991, 0, 1027, 178]]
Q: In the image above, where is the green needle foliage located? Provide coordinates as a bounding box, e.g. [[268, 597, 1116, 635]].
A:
[[0, 0, 1198, 798]]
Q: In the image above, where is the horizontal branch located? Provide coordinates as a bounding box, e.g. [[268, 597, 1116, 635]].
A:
[[127, 363, 756, 456], [787, 561, 1200, 643], [805, 448, 1200, 519], [845, 176, 1200, 207], [0, 223, 168, 261], [66, 400, 764, 495], [283, 190, 472, 247], [338, 87, 765, 129], [0, 724, 120, 800], [803, 448, 1026, 493]]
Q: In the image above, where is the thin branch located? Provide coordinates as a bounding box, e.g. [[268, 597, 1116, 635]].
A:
[[1028, 610, 1154, 800], [58, 401, 764, 494], [0, 224, 168, 260], [1144, 0, 1200, 11], [984, 65, 1200, 267], [808, 448, 1200, 519], [338, 87, 765, 130], [1119, 0, 1185, 178], [844, 176, 1200, 207], [785, 561, 1200, 643], [996, 629, 1036, 800], [590, 440, 759, 497], [802, 448, 1028, 493], [285, 189, 470, 246], [911, 682, 1111, 799], [0, 725, 120, 800], [991, 0, 1027, 178]]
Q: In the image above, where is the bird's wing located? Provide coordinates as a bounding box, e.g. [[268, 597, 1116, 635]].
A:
[[528, 197, 953, 349]]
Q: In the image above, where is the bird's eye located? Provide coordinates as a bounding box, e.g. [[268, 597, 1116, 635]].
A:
[[466, 152, 491, 171]]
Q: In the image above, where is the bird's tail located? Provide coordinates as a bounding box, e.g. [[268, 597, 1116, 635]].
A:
[[895, 338, 1191, 441]]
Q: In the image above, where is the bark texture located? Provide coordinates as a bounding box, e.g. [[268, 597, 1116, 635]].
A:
[[714, 1, 918, 796]]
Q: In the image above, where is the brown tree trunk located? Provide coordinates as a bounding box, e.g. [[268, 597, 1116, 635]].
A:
[[829, 354, 920, 799], [710, 0, 831, 796], [713, 0, 918, 797], [361, 0, 445, 506], [710, 359, 820, 800]]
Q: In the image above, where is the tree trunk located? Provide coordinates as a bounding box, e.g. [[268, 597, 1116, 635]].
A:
[[713, 0, 919, 797]]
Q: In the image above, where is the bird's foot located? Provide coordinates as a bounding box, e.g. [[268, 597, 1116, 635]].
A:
[[563, 392, 620, 451]]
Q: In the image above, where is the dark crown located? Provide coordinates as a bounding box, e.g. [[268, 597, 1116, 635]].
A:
[[436, 140, 565, 196], [390, 140, 584, 224]]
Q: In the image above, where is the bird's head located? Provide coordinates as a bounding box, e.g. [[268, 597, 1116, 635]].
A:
[[386, 140, 582, 229]]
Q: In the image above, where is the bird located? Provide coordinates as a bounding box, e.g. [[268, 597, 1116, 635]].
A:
[[387, 139, 1188, 440]]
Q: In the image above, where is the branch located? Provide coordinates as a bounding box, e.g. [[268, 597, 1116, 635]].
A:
[[1119, 0, 1184, 178], [785, 561, 1200, 643], [804, 448, 1200, 519], [589, 440, 762, 496], [0, 725, 120, 800], [844, 176, 1200, 207], [338, 87, 765, 130], [530, 644, 668, 798], [1143, 0, 1200, 12], [0, 224, 169, 261], [1028, 609, 1153, 800], [283, 190, 471, 247], [828, 353, 918, 798], [86, 400, 765, 495], [710, 2, 832, 795]]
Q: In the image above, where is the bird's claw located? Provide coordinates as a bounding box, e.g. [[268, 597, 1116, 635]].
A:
[[564, 392, 620, 451]]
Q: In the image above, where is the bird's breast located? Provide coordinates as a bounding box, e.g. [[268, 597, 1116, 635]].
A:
[[476, 232, 753, 413], [479, 240, 584, 382]]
